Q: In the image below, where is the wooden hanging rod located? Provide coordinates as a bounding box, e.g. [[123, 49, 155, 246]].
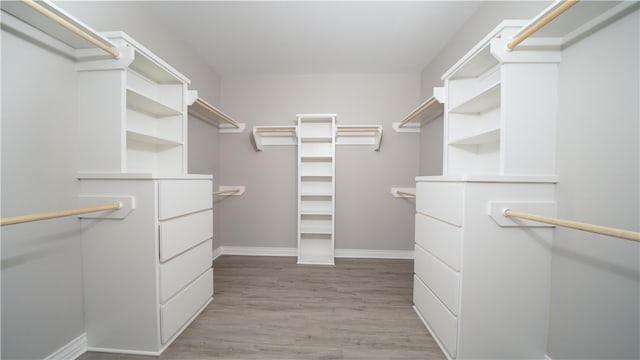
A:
[[0, 202, 121, 227], [19, 0, 120, 58], [397, 191, 416, 198], [503, 209, 640, 242], [399, 96, 438, 128], [212, 190, 240, 196], [337, 127, 380, 133], [507, 0, 579, 50], [255, 128, 296, 133], [193, 99, 240, 129]]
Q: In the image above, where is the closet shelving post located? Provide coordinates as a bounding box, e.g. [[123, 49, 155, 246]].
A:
[[297, 114, 336, 265]]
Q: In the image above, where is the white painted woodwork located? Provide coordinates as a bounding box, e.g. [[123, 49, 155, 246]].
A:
[[297, 114, 336, 265], [80, 177, 213, 355], [160, 239, 213, 303], [414, 177, 556, 359], [414, 213, 462, 271], [413, 275, 458, 358], [160, 269, 214, 344], [416, 181, 464, 226], [158, 180, 212, 220], [159, 210, 213, 262], [75, 32, 213, 355], [77, 31, 189, 176], [414, 244, 460, 315]]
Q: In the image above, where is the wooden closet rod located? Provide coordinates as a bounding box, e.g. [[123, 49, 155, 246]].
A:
[[397, 191, 416, 198], [212, 190, 239, 195], [503, 209, 640, 242], [193, 99, 240, 129], [255, 128, 296, 133], [399, 97, 438, 128], [507, 0, 579, 50], [0, 202, 121, 227], [20, 0, 120, 58], [337, 128, 380, 133]]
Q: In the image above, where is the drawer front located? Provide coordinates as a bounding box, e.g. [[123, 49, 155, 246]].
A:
[[158, 180, 212, 220], [416, 182, 464, 226], [414, 275, 458, 359], [414, 244, 460, 315], [160, 268, 213, 344], [415, 213, 462, 271], [159, 210, 213, 262], [160, 239, 212, 303]]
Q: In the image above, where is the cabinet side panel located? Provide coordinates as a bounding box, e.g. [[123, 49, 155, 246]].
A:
[[78, 70, 127, 173], [80, 180, 160, 352], [457, 182, 554, 359]]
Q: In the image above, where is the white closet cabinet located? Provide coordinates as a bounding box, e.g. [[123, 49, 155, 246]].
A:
[[77, 32, 189, 176], [413, 21, 561, 359], [76, 32, 213, 355], [80, 177, 213, 354], [414, 176, 555, 359], [297, 114, 336, 265]]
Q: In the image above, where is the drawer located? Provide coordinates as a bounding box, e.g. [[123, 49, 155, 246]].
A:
[[415, 213, 462, 271], [159, 210, 213, 262], [416, 182, 464, 226], [158, 180, 212, 220], [414, 275, 458, 359], [159, 239, 212, 303], [414, 244, 460, 315], [160, 268, 213, 344]]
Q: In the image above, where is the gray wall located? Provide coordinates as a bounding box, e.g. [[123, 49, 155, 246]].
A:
[[547, 8, 639, 359], [1, 23, 85, 360], [219, 74, 420, 251]]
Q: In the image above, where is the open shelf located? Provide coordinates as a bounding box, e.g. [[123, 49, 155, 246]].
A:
[[449, 128, 500, 145], [126, 130, 182, 146], [449, 81, 500, 114], [127, 89, 182, 117]]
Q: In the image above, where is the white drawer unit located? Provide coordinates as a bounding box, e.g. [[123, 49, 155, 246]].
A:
[[160, 269, 214, 343], [413, 176, 555, 359], [80, 176, 213, 355], [159, 209, 213, 262], [160, 239, 213, 303]]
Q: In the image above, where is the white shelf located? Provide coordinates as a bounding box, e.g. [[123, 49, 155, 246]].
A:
[[449, 81, 500, 114], [335, 125, 382, 151], [126, 130, 182, 146], [252, 126, 297, 151], [127, 89, 182, 117], [449, 128, 500, 145], [297, 114, 335, 265], [188, 94, 244, 132]]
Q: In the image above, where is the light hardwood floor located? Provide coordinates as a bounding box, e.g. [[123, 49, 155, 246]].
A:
[[79, 256, 445, 359]]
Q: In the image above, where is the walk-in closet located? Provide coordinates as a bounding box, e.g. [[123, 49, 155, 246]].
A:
[[2, 1, 638, 359]]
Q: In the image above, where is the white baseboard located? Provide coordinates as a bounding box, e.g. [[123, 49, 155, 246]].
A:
[[335, 248, 414, 259], [214, 246, 413, 260], [218, 246, 297, 257], [45, 333, 87, 360]]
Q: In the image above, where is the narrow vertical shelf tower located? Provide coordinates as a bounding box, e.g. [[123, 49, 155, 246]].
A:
[[297, 114, 336, 265]]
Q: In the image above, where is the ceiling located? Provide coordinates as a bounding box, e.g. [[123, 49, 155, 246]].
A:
[[142, 1, 483, 76]]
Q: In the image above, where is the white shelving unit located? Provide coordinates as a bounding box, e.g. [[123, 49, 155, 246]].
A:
[[413, 2, 639, 358], [73, 30, 215, 355], [297, 114, 336, 265], [76, 32, 190, 176]]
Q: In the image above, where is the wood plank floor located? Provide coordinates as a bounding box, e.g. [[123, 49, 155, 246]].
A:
[[79, 256, 445, 359]]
